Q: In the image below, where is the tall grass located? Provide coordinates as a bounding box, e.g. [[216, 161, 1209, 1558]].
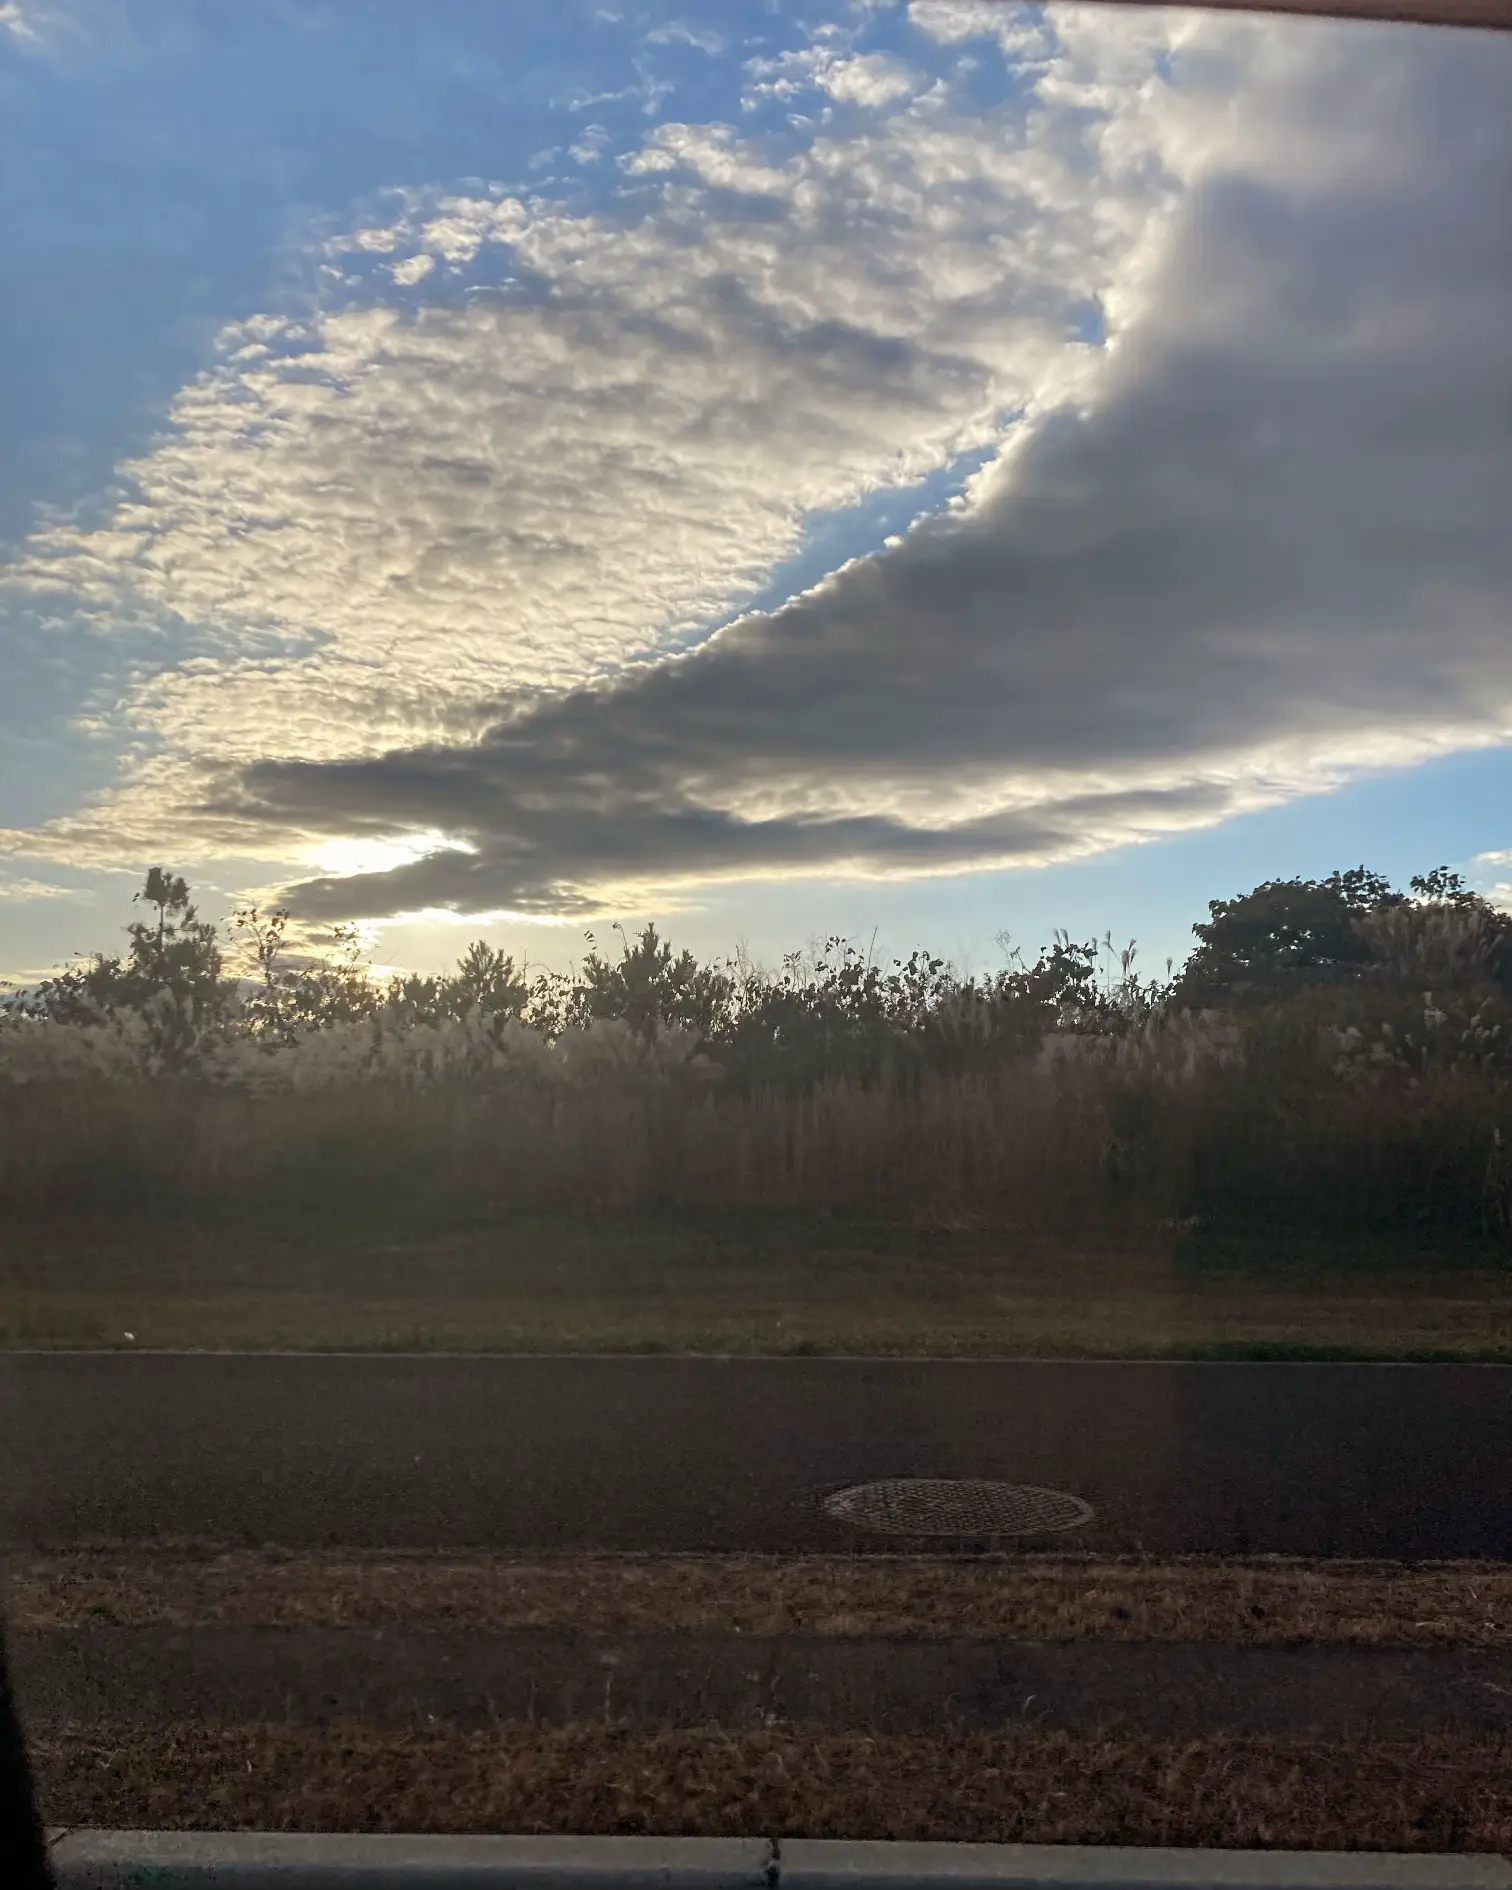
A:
[[5, 878, 1512, 1252], [3, 1016, 1508, 1248]]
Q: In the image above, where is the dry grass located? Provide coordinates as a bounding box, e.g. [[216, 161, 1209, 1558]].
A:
[[0, 1069, 1127, 1224], [4, 1042, 1509, 1250], [28, 1719, 1512, 1849], [13, 1550, 1512, 1646], [25, 1550, 1512, 1845], [5, 1006, 1512, 1361]]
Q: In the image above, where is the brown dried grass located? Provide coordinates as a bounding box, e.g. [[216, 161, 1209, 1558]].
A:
[[29, 1719, 1512, 1850], [13, 1550, 1512, 1645]]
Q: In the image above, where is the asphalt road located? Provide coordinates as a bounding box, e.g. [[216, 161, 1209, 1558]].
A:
[[3, 1355, 1510, 1558]]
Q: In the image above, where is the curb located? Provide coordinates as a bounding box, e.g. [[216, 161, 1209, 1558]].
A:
[[46, 1832, 774, 1887], [779, 1841, 1512, 1888], [44, 1832, 1512, 1890]]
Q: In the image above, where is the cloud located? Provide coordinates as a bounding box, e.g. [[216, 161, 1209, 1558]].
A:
[[568, 122, 614, 165], [744, 42, 923, 110], [645, 21, 727, 55], [390, 251, 436, 286], [0, 3, 35, 40], [0, 877, 72, 902], [0, 0, 86, 54], [908, 0, 1057, 57], [3, 4, 1191, 873], [1475, 851, 1512, 911], [817, 52, 920, 108], [203, 17, 1512, 923]]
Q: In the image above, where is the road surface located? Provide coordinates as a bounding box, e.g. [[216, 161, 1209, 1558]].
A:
[[3, 1355, 1509, 1558]]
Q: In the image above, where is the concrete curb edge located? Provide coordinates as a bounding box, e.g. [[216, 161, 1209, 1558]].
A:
[[44, 1831, 1512, 1890]]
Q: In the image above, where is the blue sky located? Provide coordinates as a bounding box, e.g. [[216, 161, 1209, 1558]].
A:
[[1, 0, 1509, 990]]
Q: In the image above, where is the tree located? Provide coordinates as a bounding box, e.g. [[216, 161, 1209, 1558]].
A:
[[27, 867, 227, 1025], [1409, 867, 1474, 905], [1175, 865, 1405, 1004], [377, 942, 532, 1028], [124, 868, 224, 1008], [450, 941, 529, 1019], [231, 906, 382, 1039], [575, 924, 734, 1040]]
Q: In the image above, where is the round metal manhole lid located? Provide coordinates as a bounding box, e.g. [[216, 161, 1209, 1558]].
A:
[[823, 1478, 1094, 1539]]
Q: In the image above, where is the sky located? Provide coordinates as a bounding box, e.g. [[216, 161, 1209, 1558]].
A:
[[1, 0, 1509, 992]]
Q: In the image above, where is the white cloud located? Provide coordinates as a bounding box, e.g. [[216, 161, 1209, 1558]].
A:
[[568, 123, 614, 165], [3, 5, 1192, 872], [561, 83, 639, 112], [1474, 858, 1512, 913], [390, 252, 436, 285], [741, 27, 931, 112], [817, 52, 920, 108], [908, 0, 1059, 60], [349, 226, 401, 254], [621, 119, 798, 192], [0, 877, 72, 901], [0, 0, 98, 55], [645, 20, 727, 55]]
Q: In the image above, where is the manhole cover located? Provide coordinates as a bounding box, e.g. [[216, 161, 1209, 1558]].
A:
[[823, 1478, 1094, 1538]]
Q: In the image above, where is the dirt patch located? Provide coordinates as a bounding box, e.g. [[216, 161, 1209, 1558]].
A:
[[28, 1720, 1512, 1850], [13, 1550, 1512, 1645]]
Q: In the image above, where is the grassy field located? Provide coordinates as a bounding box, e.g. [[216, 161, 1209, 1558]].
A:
[[4, 1207, 1512, 1358]]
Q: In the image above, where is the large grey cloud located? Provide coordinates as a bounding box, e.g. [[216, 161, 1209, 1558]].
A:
[[214, 17, 1512, 921]]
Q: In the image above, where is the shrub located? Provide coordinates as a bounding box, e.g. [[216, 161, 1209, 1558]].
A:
[[4, 863, 1510, 1248]]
